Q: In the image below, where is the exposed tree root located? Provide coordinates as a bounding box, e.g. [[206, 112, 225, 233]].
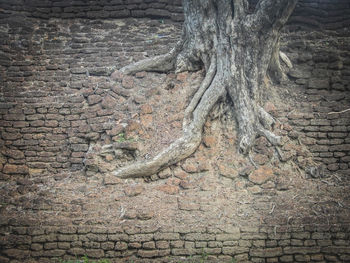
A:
[[119, 41, 182, 75], [114, 73, 226, 178], [111, 0, 297, 179]]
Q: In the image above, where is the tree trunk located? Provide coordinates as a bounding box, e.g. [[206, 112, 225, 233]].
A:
[[114, 0, 298, 178]]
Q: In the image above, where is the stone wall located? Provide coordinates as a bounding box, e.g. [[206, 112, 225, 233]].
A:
[[0, 1, 350, 263]]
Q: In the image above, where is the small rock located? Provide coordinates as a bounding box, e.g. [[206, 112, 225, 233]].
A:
[[110, 70, 123, 81], [135, 71, 146, 78], [104, 175, 122, 185], [124, 211, 137, 219], [173, 169, 188, 180], [247, 185, 262, 194], [140, 104, 153, 114], [88, 95, 102, 105], [124, 185, 144, 197], [2, 148, 25, 160], [156, 185, 179, 195], [101, 95, 117, 109], [239, 165, 254, 177], [264, 102, 277, 113], [3, 164, 28, 174], [203, 136, 216, 148], [140, 115, 153, 127], [113, 141, 138, 151], [253, 154, 269, 165], [181, 159, 198, 173], [176, 72, 188, 82], [248, 166, 274, 185], [137, 211, 154, 220], [217, 163, 238, 179], [179, 180, 194, 189], [158, 167, 171, 179], [122, 75, 134, 89]]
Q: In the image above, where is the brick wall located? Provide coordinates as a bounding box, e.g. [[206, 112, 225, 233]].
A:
[[0, 0, 184, 21], [0, 1, 350, 263]]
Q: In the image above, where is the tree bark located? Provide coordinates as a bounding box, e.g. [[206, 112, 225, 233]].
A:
[[114, 0, 298, 178]]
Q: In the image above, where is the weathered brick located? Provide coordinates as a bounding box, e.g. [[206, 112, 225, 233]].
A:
[[85, 249, 104, 258], [216, 233, 241, 241], [250, 247, 283, 258], [222, 246, 249, 255], [137, 249, 159, 258], [283, 246, 320, 254], [184, 233, 216, 241], [129, 234, 153, 242], [154, 232, 179, 240], [3, 164, 28, 174]]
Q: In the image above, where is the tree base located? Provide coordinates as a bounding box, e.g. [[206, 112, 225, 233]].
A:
[[110, 0, 297, 178]]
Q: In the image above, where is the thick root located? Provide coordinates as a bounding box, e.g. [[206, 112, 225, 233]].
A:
[[113, 132, 202, 178], [114, 73, 226, 178], [119, 41, 182, 75], [237, 106, 281, 154], [183, 56, 217, 126]]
